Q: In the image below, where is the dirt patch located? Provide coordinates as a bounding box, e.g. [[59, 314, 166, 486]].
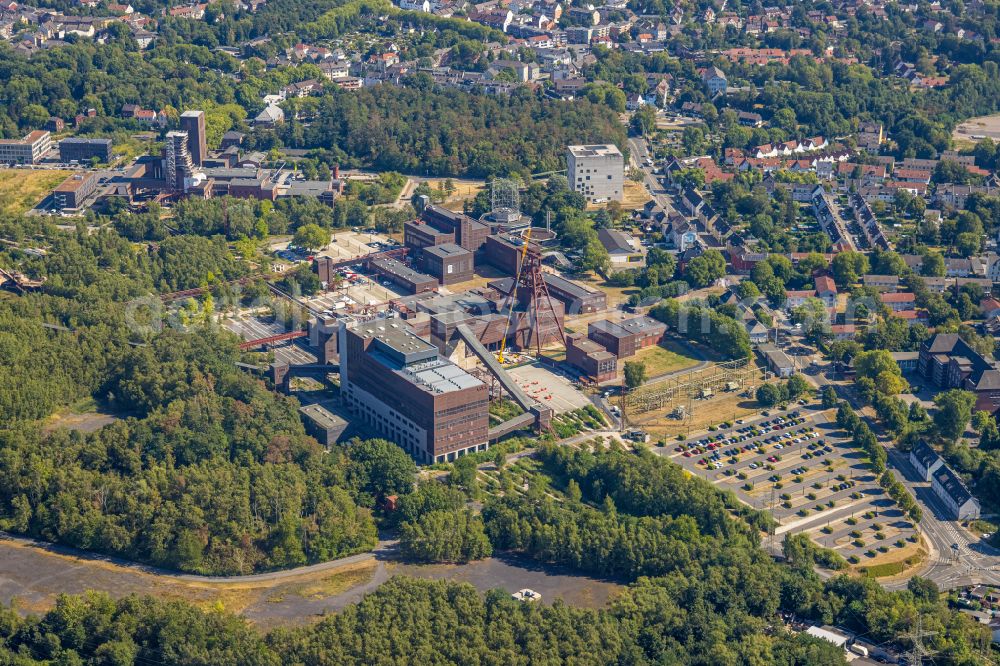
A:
[[387, 556, 623, 609], [42, 400, 122, 435], [622, 180, 653, 210], [952, 113, 1000, 148], [424, 179, 485, 211], [262, 562, 377, 605], [0, 534, 621, 627], [0, 536, 378, 623]]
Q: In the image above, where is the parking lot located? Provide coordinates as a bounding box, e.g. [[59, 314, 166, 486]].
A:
[[306, 276, 406, 312], [319, 230, 398, 262], [656, 405, 919, 565]]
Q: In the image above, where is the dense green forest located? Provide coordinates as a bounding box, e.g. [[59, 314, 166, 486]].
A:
[[0, 436, 986, 664], [282, 83, 626, 178], [0, 330, 396, 574], [481, 444, 988, 662], [1, 228, 249, 421], [0, 225, 417, 575], [0, 580, 850, 666]]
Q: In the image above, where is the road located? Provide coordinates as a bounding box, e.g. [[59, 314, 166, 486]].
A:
[[812, 366, 1000, 590], [882, 447, 1000, 591], [627, 136, 677, 217]]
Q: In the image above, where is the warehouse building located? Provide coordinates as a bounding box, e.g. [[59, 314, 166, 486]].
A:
[[565, 332, 617, 382], [757, 343, 795, 378], [52, 172, 99, 210], [59, 137, 113, 163], [588, 316, 666, 358], [488, 273, 606, 315], [298, 403, 353, 447], [423, 243, 474, 285], [404, 220, 454, 250], [598, 228, 645, 267], [541, 272, 607, 314], [420, 204, 489, 253], [338, 319, 489, 463], [369, 256, 438, 294], [483, 233, 539, 275]]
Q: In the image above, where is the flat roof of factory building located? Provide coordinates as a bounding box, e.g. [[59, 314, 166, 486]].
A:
[[284, 180, 332, 197], [356, 320, 437, 357], [568, 144, 623, 158], [590, 315, 665, 339], [424, 243, 470, 259], [298, 403, 349, 429], [404, 358, 483, 393], [572, 336, 616, 359], [203, 167, 262, 180], [60, 137, 112, 146], [53, 172, 96, 193], [354, 320, 482, 394], [370, 256, 436, 284]]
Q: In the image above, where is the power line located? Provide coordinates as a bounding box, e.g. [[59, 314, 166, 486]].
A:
[[907, 613, 938, 666]]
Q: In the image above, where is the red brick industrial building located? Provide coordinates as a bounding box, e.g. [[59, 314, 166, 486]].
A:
[[339, 320, 489, 463]]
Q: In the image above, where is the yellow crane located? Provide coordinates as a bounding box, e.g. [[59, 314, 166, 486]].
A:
[[497, 227, 533, 364]]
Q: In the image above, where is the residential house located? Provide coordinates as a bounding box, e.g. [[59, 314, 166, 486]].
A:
[[597, 228, 645, 267], [785, 289, 817, 309], [910, 440, 944, 482], [880, 292, 916, 312], [701, 66, 727, 95], [814, 275, 837, 307], [932, 464, 981, 520], [254, 104, 285, 127]]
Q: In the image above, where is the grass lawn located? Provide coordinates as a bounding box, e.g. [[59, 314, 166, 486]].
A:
[[0, 168, 70, 216], [630, 341, 701, 377], [578, 273, 640, 307]]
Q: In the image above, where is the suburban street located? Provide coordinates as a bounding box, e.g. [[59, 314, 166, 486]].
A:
[[628, 135, 678, 217], [883, 446, 1000, 591], [813, 366, 1000, 590]]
